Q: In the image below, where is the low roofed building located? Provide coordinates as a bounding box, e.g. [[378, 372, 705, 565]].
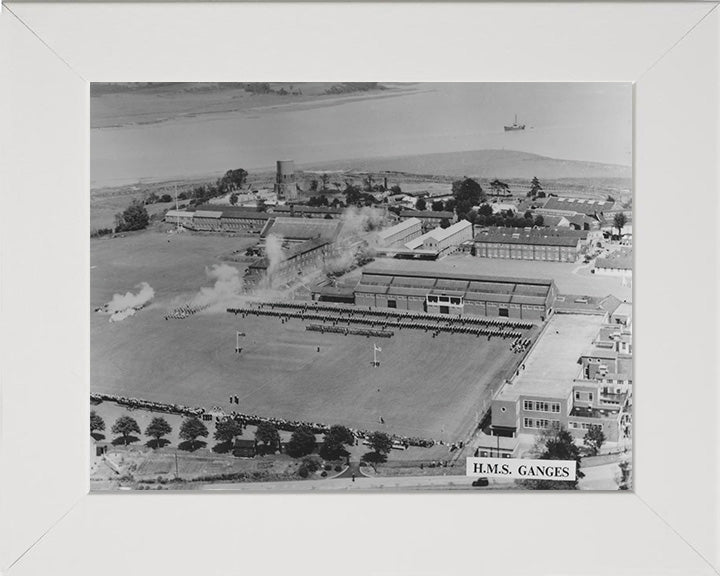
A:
[[400, 220, 473, 258], [398, 210, 456, 232], [354, 261, 556, 320]]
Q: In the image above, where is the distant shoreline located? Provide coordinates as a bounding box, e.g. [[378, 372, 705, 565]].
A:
[[91, 84, 424, 131], [91, 148, 631, 193]]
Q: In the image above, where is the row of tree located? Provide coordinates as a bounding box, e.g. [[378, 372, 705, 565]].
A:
[[91, 411, 394, 463]]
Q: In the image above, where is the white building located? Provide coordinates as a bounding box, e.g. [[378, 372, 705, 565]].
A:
[[377, 218, 422, 246], [402, 220, 473, 257]]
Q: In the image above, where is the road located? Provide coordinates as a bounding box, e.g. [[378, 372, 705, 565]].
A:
[[203, 473, 485, 491]]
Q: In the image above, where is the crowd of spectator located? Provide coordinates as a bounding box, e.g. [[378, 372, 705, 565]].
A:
[[90, 394, 437, 449]]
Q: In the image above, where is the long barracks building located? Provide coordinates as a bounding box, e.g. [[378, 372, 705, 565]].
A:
[[354, 265, 556, 320], [473, 227, 585, 262]]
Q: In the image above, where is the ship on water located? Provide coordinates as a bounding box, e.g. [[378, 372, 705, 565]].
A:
[[504, 114, 526, 132]]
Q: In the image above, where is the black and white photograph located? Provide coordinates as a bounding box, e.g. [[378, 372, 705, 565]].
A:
[[89, 82, 633, 491]]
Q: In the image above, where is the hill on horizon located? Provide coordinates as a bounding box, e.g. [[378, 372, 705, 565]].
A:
[[302, 149, 632, 180]]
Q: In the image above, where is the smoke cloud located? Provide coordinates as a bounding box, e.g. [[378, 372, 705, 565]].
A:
[[325, 206, 385, 275], [263, 234, 285, 288], [101, 282, 155, 322], [191, 264, 245, 310]]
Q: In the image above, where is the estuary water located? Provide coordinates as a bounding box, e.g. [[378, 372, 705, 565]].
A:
[[91, 83, 632, 188]]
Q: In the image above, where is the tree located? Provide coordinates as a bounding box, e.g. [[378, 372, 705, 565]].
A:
[[217, 168, 248, 193], [451, 178, 484, 219], [478, 203, 494, 218], [613, 212, 628, 236], [179, 417, 209, 450], [255, 421, 281, 454], [583, 426, 606, 456], [115, 199, 150, 232], [256, 198, 267, 212], [214, 419, 244, 445], [489, 179, 510, 197], [285, 426, 317, 458], [159, 193, 173, 203], [389, 185, 402, 194], [520, 426, 584, 490], [320, 173, 330, 191], [111, 415, 141, 446], [90, 410, 105, 434], [319, 425, 355, 460], [229, 192, 239, 205], [431, 200, 445, 212], [534, 215, 544, 227], [528, 176, 543, 198], [145, 417, 172, 448], [368, 431, 393, 456], [439, 218, 451, 229], [415, 197, 427, 211], [309, 179, 319, 192]]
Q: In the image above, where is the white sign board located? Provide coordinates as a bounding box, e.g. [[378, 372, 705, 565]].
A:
[[466, 457, 577, 481]]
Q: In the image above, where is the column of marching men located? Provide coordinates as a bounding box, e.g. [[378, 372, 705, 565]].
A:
[[227, 301, 533, 341]]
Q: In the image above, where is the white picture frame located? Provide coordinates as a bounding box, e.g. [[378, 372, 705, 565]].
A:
[[1, 2, 718, 575]]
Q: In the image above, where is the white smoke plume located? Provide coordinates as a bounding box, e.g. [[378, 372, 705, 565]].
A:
[[324, 206, 386, 275], [191, 264, 245, 310], [263, 234, 285, 287], [101, 282, 155, 322]]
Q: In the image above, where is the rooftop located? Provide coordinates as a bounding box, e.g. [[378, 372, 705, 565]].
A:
[[543, 197, 615, 215], [377, 218, 422, 241], [164, 210, 192, 218], [262, 217, 343, 241], [613, 302, 633, 317], [193, 205, 271, 219], [553, 294, 622, 315], [405, 220, 472, 250], [272, 205, 344, 215], [596, 248, 633, 271], [474, 228, 582, 247], [194, 210, 222, 218], [361, 259, 554, 288], [497, 314, 606, 401], [399, 210, 455, 219]]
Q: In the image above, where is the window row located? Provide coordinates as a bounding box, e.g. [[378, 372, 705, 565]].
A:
[[523, 418, 560, 429], [523, 400, 561, 413]]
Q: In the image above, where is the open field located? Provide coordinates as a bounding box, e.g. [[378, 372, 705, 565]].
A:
[[92, 309, 525, 442], [92, 232, 528, 442], [91, 231, 257, 307]]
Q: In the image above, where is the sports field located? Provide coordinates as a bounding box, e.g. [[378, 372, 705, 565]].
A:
[[92, 231, 531, 442], [92, 310, 525, 441]]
